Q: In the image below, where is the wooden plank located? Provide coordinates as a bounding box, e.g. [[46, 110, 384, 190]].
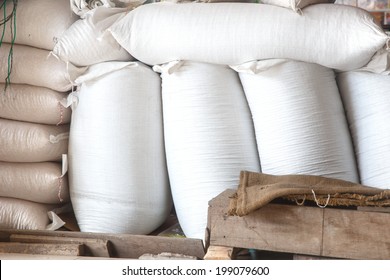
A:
[[0, 242, 84, 256], [357, 206, 390, 214], [0, 253, 116, 260], [9, 234, 113, 258], [322, 207, 390, 259], [207, 189, 324, 256], [203, 245, 234, 260], [0, 229, 205, 259], [293, 254, 339, 260]]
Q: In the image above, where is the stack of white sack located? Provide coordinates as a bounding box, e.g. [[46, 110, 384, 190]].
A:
[[68, 62, 172, 234], [53, 1, 143, 67], [0, 0, 83, 230], [107, 2, 389, 240], [57, 1, 172, 234], [154, 61, 261, 240], [109, 2, 389, 73], [234, 59, 359, 182], [337, 71, 390, 190]]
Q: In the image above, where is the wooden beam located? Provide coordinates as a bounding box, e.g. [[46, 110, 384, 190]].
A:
[[0, 242, 84, 256], [0, 253, 115, 260], [9, 234, 113, 257], [293, 254, 339, 260], [0, 229, 205, 259]]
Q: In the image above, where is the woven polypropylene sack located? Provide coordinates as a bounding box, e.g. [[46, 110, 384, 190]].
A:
[[0, 84, 71, 125], [69, 61, 172, 234], [53, 7, 133, 67], [70, 0, 146, 18], [2, 0, 77, 50], [261, 0, 334, 12], [0, 118, 69, 163], [235, 60, 359, 183], [337, 71, 390, 189], [156, 61, 260, 240], [0, 161, 69, 204], [0, 197, 60, 230], [109, 2, 389, 71], [0, 44, 85, 92]]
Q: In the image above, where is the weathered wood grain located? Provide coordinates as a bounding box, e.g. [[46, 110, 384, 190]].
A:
[[0, 242, 84, 256], [322, 208, 390, 259], [0, 229, 205, 259], [9, 234, 113, 257], [207, 189, 390, 260], [207, 189, 323, 256]]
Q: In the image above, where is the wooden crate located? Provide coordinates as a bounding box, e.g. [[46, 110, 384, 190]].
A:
[[205, 189, 390, 260]]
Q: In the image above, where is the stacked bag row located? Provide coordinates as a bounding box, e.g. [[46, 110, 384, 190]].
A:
[[107, 1, 390, 240], [0, 0, 82, 230], [28, 0, 389, 242], [52, 0, 173, 234]]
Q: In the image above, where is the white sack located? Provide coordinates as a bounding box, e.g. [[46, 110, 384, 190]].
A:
[[357, 46, 390, 75], [156, 61, 260, 240], [0, 161, 69, 204], [110, 3, 389, 71], [69, 61, 172, 234], [192, 0, 334, 9], [71, 0, 146, 18], [337, 71, 390, 189], [2, 0, 77, 50], [168, 0, 254, 3], [260, 0, 334, 12], [0, 197, 63, 230], [53, 7, 133, 67], [0, 118, 69, 163], [235, 60, 359, 182], [0, 84, 71, 125], [0, 44, 86, 92]]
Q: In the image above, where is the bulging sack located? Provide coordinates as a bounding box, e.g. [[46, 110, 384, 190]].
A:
[[0, 118, 69, 163], [235, 59, 359, 183], [260, 0, 335, 12], [109, 2, 389, 71], [155, 61, 260, 240], [53, 7, 133, 67], [0, 197, 63, 230], [0, 161, 70, 204], [0, 84, 71, 125], [0, 44, 86, 92], [70, 0, 146, 18], [69, 61, 172, 234], [0, 161, 69, 204], [337, 71, 390, 189], [2, 0, 78, 50]]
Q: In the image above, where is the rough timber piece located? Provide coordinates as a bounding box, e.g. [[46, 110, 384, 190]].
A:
[[0, 253, 114, 260], [293, 254, 339, 260], [203, 245, 234, 260], [9, 234, 113, 257], [322, 208, 390, 259], [207, 189, 323, 256], [0, 229, 205, 259], [0, 242, 84, 256], [357, 206, 390, 213]]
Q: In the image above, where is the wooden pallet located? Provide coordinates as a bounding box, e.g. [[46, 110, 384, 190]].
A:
[[205, 189, 390, 260], [0, 229, 205, 260]]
